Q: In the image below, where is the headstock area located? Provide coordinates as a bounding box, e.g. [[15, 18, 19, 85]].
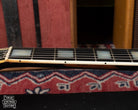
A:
[[0, 48, 9, 63]]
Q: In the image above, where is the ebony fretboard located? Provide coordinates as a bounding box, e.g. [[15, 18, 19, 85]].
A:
[[9, 48, 138, 63]]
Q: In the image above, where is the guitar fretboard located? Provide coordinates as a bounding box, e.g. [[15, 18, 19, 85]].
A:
[[8, 48, 138, 63]]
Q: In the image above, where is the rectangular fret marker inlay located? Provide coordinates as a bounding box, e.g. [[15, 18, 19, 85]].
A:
[[11, 49, 32, 57], [131, 51, 138, 60], [96, 50, 111, 59], [57, 50, 74, 58]]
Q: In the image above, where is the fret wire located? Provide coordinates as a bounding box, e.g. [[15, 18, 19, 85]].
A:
[[74, 48, 77, 61], [31, 48, 35, 60], [93, 48, 97, 61], [54, 48, 56, 60], [127, 49, 133, 62], [110, 49, 115, 62]]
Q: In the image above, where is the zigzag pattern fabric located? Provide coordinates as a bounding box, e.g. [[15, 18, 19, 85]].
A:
[[0, 69, 138, 94]]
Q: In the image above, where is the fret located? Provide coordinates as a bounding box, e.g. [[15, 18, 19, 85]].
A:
[[54, 48, 56, 60], [74, 48, 77, 61], [110, 49, 115, 62], [76, 48, 94, 61], [31, 48, 35, 60], [93, 48, 97, 61], [127, 49, 133, 62], [112, 49, 131, 62]]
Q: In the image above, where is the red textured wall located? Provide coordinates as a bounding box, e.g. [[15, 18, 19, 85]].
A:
[[17, 0, 37, 47], [0, 0, 8, 48], [38, 0, 72, 48]]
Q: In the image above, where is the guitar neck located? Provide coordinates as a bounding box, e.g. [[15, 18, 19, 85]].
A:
[[1, 47, 138, 67]]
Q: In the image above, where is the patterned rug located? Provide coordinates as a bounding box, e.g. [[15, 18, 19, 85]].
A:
[[0, 69, 138, 94]]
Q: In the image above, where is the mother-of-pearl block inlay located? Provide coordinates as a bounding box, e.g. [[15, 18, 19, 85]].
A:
[[11, 49, 32, 57], [57, 50, 74, 58], [96, 50, 111, 59], [131, 51, 138, 59]]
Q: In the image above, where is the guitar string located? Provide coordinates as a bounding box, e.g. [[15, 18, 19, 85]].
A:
[[11, 54, 135, 59], [11, 53, 133, 57], [10, 56, 135, 60], [33, 52, 134, 55]]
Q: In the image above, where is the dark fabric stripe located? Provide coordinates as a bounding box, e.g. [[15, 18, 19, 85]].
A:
[[1, 0, 22, 47], [33, 0, 41, 47]]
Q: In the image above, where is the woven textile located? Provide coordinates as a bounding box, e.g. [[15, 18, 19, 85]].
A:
[[0, 69, 138, 94]]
